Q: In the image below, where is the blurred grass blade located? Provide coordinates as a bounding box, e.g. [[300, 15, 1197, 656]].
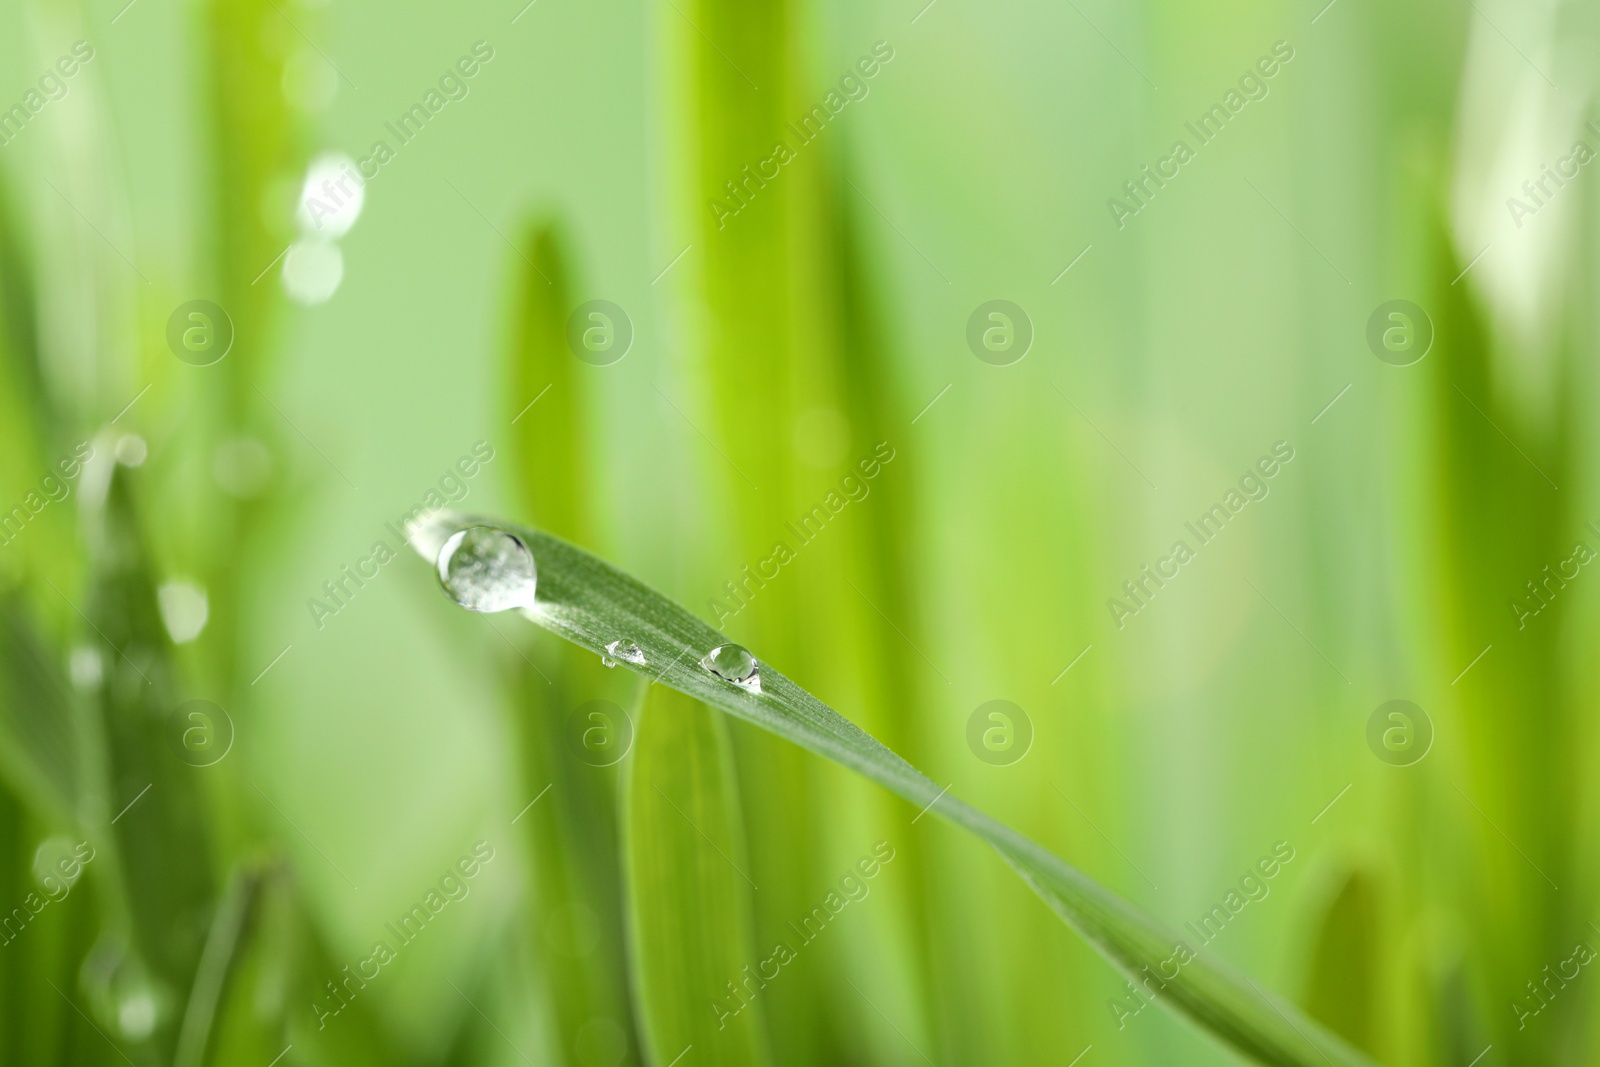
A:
[[80, 461, 215, 1056], [0, 795, 106, 1064], [0, 596, 80, 822], [174, 866, 262, 1067], [0, 173, 48, 433], [1300, 869, 1379, 1053], [624, 683, 773, 1067], [508, 222, 584, 542], [419, 518, 1379, 1067]]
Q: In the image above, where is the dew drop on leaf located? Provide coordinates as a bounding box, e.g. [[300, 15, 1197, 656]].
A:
[[603, 639, 647, 668], [701, 643, 761, 692], [436, 526, 538, 612]]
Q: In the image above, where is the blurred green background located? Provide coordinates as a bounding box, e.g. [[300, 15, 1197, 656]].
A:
[[0, 0, 1596, 1063]]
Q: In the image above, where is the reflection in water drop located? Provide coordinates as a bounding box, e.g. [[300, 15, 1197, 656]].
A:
[[436, 526, 538, 612], [701, 643, 761, 693], [602, 640, 646, 668]]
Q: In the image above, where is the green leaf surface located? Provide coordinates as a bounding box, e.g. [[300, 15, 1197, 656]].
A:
[[1300, 869, 1379, 1054], [417, 517, 1382, 1067], [79, 464, 216, 1057], [173, 865, 263, 1067], [624, 683, 772, 1067], [502, 216, 645, 1065], [0, 595, 80, 823]]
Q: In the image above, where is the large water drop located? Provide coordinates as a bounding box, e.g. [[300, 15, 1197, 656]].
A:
[[602, 640, 646, 668], [436, 526, 538, 612], [701, 643, 761, 693]]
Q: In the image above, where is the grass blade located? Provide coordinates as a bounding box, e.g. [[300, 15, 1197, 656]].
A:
[[501, 217, 645, 1064], [173, 866, 262, 1067], [77, 463, 215, 1057], [624, 684, 772, 1067], [507, 222, 584, 543], [415, 517, 1381, 1067], [0, 596, 80, 823], [1299, 869, 1379, 1053]]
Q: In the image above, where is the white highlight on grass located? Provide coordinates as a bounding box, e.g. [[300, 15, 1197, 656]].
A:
[[251, 644, 293, 686], [1311, 783, 1351, 825], [1051, 644, 1093, 685], [652, 244, 692, 284], [1051, 243, 1093, 285], [511, 783, 553, 824], [1451, 643, 1492, 686], [511, 383, 553, 424], [1310, 383, 1351, 424], [112, 783, 152, 824], [1451, 244, 1492, 285], [111, 384, 151, 425], [911, 384, 952, 424], [911, 784, 951, 823]]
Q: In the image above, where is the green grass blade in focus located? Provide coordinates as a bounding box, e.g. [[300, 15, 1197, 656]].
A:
[[502, 218, 644, 1064], [624, 684, 772, 1067], [415, 518, 1381, 1067]]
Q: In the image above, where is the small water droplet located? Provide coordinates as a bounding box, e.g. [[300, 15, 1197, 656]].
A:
[[281, 239, 344, 305], [158, 580, 209, 644], [701, 644, 761, 692], [70, 646, 104, 690], [114, 434, 147, 467], [295, 153, 363, 236], [118, 988, 157, 1040], [32, 836, 87, 893], [436, 526, 537, 613], [602, 640, 646, 668]]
